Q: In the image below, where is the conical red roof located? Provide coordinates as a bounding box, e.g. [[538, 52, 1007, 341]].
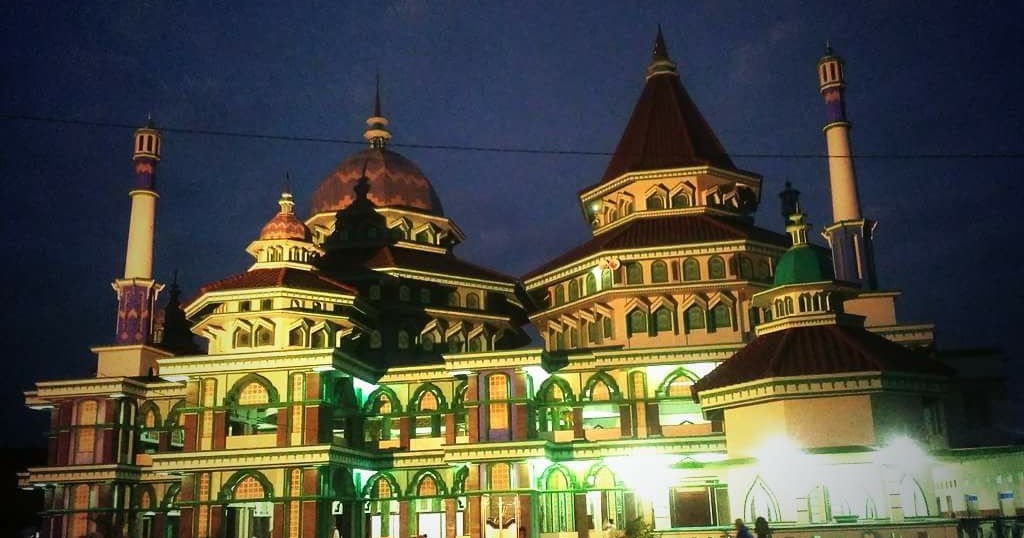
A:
[[599, 38, 737, 183]]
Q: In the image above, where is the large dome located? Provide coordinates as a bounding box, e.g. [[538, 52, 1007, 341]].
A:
[[310, 147, 444, 216]]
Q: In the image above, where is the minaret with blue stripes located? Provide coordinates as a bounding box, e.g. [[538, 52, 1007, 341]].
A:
[[818, 45, 878, 289]]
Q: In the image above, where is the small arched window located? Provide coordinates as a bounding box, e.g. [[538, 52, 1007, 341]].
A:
[[684, 306, 706, 332], [369, 331, 382, 349], [568, 327, 579, 348], [469, 335, 485, 353], [708, 256, 726, 279], [587, 321, 600, 343], [626, 263, 643, 285], [671, 192, 691, 208], [311, 328, 328, 348], [739, 257, 754, 280], [654, 307, 673, 332], [466, 293, 481, 310], [627, 310, 648, 335], [448, 335, 464, 353], [585, 273, 597, 295], [254, 325, 273, 347], [712, 304, 732, 331], [421, 333, 436, 352], [553, 287, 565, 306], [288, 326, 305, 347], [651, 261, 669, 283], [389, 226, 405, 241], [397, 331, 410, 350], [602, 317, 613, 338], [622, 200, 634, 216], [682, 258, 700, 281], [568, 280, 580, 301], [415, 227, 435, 244], [799, 293, 811, 313], [233, 327, 251, 348], [646, 193, 665, 210], [447, 291, 460, 307]]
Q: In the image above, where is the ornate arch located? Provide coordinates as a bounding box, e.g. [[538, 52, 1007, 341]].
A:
[[583, 463, 622, 489], [406, 469, 449, 497], [582, 371, 621, 401], [539, 464, 578, 491], [743, 475, 781, 522], [655, 367, 699, 397], [223, 373, 280, 406], [361, 472, 401, 499], [409, 383, 448, 412], [536, 376, 575, 403], [221, 470, 274, 501], [137, 401, 162, 428], [363, 386, 402, 414]]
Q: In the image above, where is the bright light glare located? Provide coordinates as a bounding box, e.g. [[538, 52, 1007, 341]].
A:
[[692, 452, 728, 463], [605, 449, 679, 501], [878, 435, 929, 467], [755, 435, 804, 464]]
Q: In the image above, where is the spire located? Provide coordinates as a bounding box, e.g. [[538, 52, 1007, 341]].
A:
[[158, 269, 198, 355], [779, 181, 801, 227], [646, 26, 678, 79], [364, 77, 392, 149]]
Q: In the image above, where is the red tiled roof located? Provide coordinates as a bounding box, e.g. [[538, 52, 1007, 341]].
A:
[[321, 245, 517, 284], [523, 214, 790, 280], [597, 66, 739, 185], [197, 268, 358, 296], [692, 325, 952, 394]]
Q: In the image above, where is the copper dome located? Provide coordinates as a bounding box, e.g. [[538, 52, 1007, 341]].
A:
[[310, 148, 444, 216]]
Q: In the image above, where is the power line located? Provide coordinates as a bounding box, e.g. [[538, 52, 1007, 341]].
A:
[[4, 112, 1024, 160]]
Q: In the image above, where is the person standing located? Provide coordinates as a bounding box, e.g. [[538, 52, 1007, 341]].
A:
[[734, 519, 754, 538], [754, 517, 771, 538]]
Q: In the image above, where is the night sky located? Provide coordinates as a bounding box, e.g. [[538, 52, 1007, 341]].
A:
[[2, 3, 1022, 446]]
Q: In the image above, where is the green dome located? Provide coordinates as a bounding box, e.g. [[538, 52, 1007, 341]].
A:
[[773, 245, 833, 286]]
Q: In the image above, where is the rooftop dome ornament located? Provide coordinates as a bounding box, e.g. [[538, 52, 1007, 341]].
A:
[[364, 74, 392, 148]]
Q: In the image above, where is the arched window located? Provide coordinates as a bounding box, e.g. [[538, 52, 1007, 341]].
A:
[[541, 468, 574, 533], [756, 260, 772, 282], [708, 256, 726, 279], [487, 374, 510, 430], [587, 320, 600, 343], [654, 307, 673, 333], [601, 269, 613, 290], [389, 226, 406, 241], [626, 263, 643, 285], [585, 273, 597, 295], [288, 326, 305, 347], [627, 309, 648, 335], [233, 327, 251, 348], [397, 330, 410, 350], [684, 306, 706, 332], [421, 333, 435, 352], [469, 334, 485, 353], [448, 335, 464, 353], [784, 297, 794, 315], [369, 331, 382, 349], [671, 192, 691, 208], [602, 316, 613, 339], [415, 227, 435, 244], [254, 325, 273, 347], [712, 304, 732, 331], [466, 293, 481, 310], [683, 258, 700, 281], [799, 293, 811, 313], [739, 257, 754, 280], [233, 475, 267, 500], [568, 327, 579, 348], [651, 260, 669, 283], [398, 285, 411, 302], [646, 193, 665, 210], [568, 280, 580, 301], [590, 380, 611, 401], [553, 287, 565, 306], [311, 328, 328, 348], [447, 291, 460, 307], [418, 475, 438, 497]]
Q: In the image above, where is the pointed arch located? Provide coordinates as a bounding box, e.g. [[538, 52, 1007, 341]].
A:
[[138, 401, 162, 428], [899, 474, 929, 517], [537, 376, 575, 403], [656, 368, 699, 398], [406, 469, 450, 497], [451, 466, 469, 495], [165, 400, 185, 427], [584, 463, 622, 489], [582, 371, 621, 401], [364, 386, 402, 414], [540, 464, 579, 490], [161, 483, 181, 509], [744, 475, 781, 522], [362, 472, 401, 499], [410, 383, 448, 412], [224, 373, 279, 406], [222, 470, 273, 501]]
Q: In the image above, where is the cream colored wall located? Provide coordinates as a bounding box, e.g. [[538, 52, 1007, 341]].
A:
[[844, 294, 898, 327], [932, 451, 1024, 515], [724, 396, 877, 459]]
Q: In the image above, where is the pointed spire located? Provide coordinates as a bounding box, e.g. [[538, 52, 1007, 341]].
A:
[[646, 25, 678, 79], [364, 76, 392, 149], [159, 270, 198, 355]]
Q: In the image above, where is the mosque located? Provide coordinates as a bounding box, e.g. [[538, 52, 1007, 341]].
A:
[[19, 31, 1023, 538]]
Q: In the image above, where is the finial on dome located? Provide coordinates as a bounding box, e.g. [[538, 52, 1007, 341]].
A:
[[364, 76, 392, 149], [277, 188, 296, 215], [646, 26, 678, 80], [824, 39, 833, 56], [786, 209, 811, 246]]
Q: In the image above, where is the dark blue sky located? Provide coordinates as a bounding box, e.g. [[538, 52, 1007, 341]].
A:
[[2, 3, 1021, 444]]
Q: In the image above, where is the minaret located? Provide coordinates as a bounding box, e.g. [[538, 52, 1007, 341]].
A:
[[112, 119, 165, 345], [817, 45, 878, 289]]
